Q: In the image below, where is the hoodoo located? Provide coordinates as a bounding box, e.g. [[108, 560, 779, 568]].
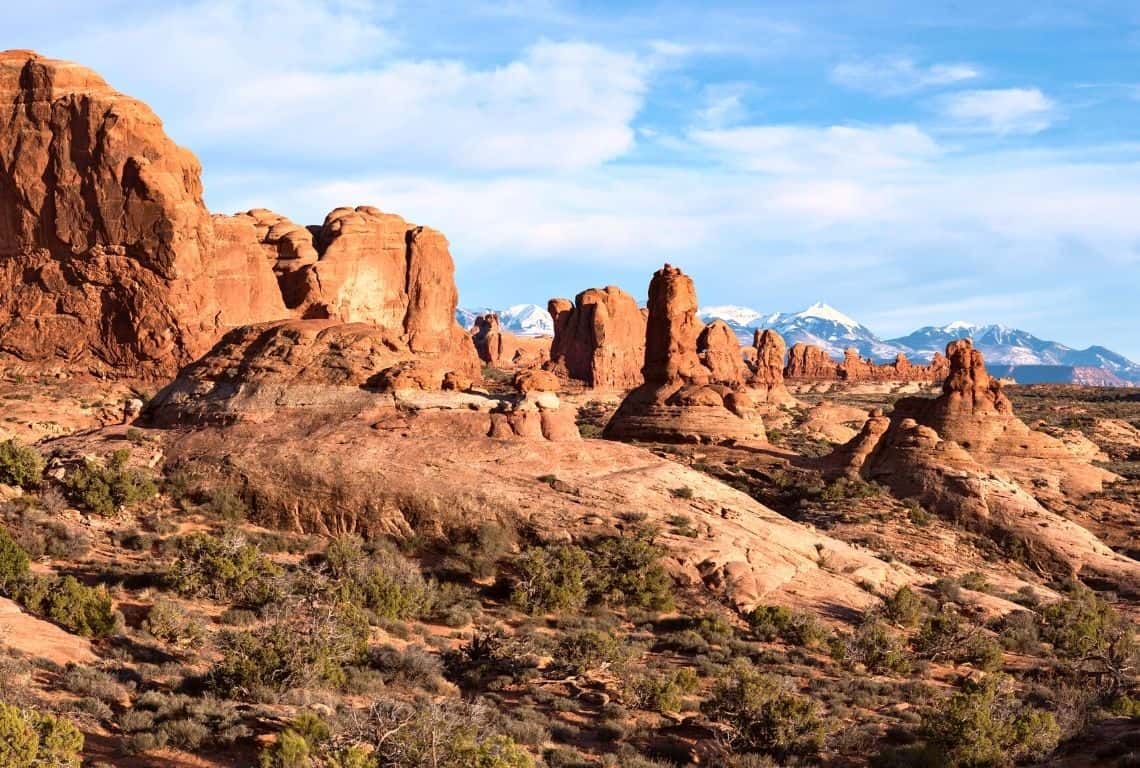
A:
[[545, 286, 645, 388], [603, 265, 765, 444]]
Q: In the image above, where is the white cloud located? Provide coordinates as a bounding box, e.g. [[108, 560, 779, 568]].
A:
[[830, 56, 979, 95], [689, 123, 941, 175], [938, 88, 1056, 135], [50, 2, 648, 172]]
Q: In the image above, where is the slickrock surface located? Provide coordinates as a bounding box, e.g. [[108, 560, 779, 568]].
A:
[[604, 265, 766, 445], [833, 340, 1137, 591], [0, 50, 289, 376], [546, 286, 646, 389]]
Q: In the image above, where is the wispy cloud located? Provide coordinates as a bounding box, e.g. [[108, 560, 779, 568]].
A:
[[830, 56, 979, 95], [937, 87, 1056, 135], [689, 123, 941, 175]]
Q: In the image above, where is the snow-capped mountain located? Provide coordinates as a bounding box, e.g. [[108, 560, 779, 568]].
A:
[[701, 302, 900, 360], [888, 323, 1140, 381], [698, 305, 1140, 383], [456, 304, 554, 337]]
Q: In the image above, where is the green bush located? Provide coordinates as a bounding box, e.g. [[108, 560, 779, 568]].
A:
[[0, 701, 84, 767], [120, 691, 247, 754], [890, 675, 1060, 768], [848, 617, 910, 675], [553, 629, 629, 676], [12, 575, 118, 637], [326, 537, 438, 621], [589, 530, 674, 611], [629, 667, 699, 712], [509, 544, 591, 613], [912, 605, 967, 659], [1039, 583, 1137, 691], [702, 664, 825, 760], [64, 449, 157, 515], [142, 598, 205, 646], [167, 531, 281, 605], [0, 526, 30, 590], [508, 530, 673, 614], [747, 605, 827, 648], [883, 585, 926, 627], [0, 440, 44, 490], [211, 600, 370, 695]]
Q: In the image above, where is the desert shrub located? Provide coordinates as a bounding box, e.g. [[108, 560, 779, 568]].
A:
[[370, 644, 445, 691], [553, 628, 629, 676], [363, 698, 535, 768], [883, 585, 927, 627], [628, 667, 699, 712], [326, 536, 438, 621], [821, 478, 880, 502], [999, 610, 1040, 654], [167, 531, 281, 605], [64, 449, 157, 515], [508, 530, 673, 614], [258, 712, 360, 768], [1, 506, 90, 560], [961, 634, 1005, 672], [61, 665, 127, 703], [447, 522, 517, 579], [121, 691, 247, 754], [12, 574, 118, 637], [747, 605, 794, 641], [210, 600, 370, 696], [0, 526, 30, 590], [1039, 583, 1137, 692], [142, 598, 205, 646], [0, 701, 84, 767], [589, 530, 673, 611], [509, 543, 591, 613], [443, 630, 540, 691], [912, 605, 967, 660], [878, 675, 1060, 768], [959, 571, 991, 593], [747, 605, 827, 648], [702, 664, 825, 760], [0, 440, 43, 490], [847, 617, 910, 675]]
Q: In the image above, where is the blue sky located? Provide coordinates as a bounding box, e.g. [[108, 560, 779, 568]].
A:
[[7, 1, 1140, 357]]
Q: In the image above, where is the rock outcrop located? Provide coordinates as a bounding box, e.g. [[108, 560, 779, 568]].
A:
[[0, 50, 289, 376], [785, 342, 948, 384], [603, 265, 765, 445], [0, 51, 479, 385], [471, 313, 550, 369], [785, 343, 839, 380], [833, 339, 1136, 591], [748, 329, 795, 405], [546, 287, 645, 389]]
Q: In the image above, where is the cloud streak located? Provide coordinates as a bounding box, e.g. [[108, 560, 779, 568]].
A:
[[831, 56, 980, 95]]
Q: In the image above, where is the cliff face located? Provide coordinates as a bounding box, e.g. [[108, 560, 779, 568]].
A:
[[0, 50, 477, 382], [0, 50, 288, 375], [546, 286, 645, 389]]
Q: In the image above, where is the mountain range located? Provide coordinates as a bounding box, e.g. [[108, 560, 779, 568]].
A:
[[457, 302, 1140, 385]]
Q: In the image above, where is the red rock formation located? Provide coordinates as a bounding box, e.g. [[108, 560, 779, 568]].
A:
[[785, 343, 839, 380], [831, 342, 1135, 590], [785, 343, 947, 383], [604, 265, 765, 444], [545, 286, 645, 389], [0, 50, 288, 376], [697, 320, 746, 386], [470, 314, 550, 369], [748, 329, 794, 405]]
